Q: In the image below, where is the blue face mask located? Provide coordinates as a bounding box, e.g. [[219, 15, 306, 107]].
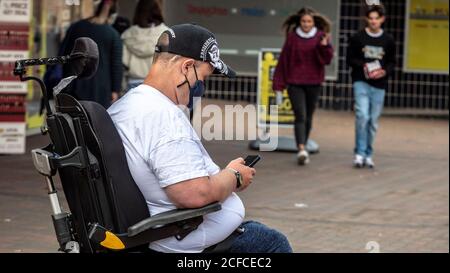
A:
[[177, 66, 205, 110]]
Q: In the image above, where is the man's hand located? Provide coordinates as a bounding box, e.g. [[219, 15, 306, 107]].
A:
[[226, 158, 256, 192], [111, 92, 120, 103]]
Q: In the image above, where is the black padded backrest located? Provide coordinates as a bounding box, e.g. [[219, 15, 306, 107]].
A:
[[53, 93, 150, 236], [79, 100, 150, 232]]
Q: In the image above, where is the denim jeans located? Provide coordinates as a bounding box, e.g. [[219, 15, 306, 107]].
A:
[[229, 221, 293, 253], [353, 81, 385, 158]]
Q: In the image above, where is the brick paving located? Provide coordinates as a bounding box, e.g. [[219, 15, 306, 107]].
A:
[[0, 99, 448, 253]]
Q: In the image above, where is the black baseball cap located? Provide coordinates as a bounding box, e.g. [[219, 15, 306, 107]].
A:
[[155, 23, 236, 78]]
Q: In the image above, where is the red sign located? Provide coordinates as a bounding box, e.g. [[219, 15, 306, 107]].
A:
[[0, 23, 29, 51], [0, 0, 29, 154], [0, 94, 26, 122]]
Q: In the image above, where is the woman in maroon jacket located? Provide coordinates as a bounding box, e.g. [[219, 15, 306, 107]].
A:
[[273, 7, 334, 165]]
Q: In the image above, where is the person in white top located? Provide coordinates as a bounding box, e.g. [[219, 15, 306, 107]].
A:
[[108, 24, 292, 253], [121, 0, 169, 90]]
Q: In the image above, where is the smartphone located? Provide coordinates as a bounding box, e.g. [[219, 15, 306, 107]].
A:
[[244, 155, 261, 167]]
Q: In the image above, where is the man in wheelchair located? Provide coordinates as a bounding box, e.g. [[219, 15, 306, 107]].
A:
[[108, 24, 292, 253], [23, 24, 291, 253]]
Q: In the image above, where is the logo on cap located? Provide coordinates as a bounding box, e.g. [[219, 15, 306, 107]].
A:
[[209, 45, 220, 63], [200, 37, 217, 61], [200, 38, 227, 74]]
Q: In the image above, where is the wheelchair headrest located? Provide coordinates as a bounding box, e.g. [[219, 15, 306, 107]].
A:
[[70, 37, 99, 79]]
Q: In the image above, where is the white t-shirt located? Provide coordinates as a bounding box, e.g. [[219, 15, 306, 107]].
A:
[[107, 84, 245, 253]]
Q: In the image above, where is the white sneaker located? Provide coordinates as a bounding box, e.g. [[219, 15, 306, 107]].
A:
[[297, 150, 310, 165], [353, 154, 364, 168], [365, 157, 375, 168]]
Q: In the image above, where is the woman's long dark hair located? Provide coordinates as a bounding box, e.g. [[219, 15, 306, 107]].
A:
[[282, 7, 331, 36], [133, 0, 164, 28]]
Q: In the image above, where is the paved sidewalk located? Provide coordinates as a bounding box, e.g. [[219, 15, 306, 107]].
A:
[[0, 100, 448, 253]]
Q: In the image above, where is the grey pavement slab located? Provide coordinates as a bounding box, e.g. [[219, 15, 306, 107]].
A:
[[0, 100, 448, 253]]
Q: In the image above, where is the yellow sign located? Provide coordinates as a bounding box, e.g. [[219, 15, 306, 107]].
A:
[[404, 0, 449, 73], [257, 49, 295, 128]]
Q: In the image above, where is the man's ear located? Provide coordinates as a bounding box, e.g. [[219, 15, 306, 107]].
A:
[[180, 59, 195, 75], [380, 16, 386, 24]]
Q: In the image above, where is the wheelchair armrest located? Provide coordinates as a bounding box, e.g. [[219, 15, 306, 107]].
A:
[[128, 202, 221, 237]]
